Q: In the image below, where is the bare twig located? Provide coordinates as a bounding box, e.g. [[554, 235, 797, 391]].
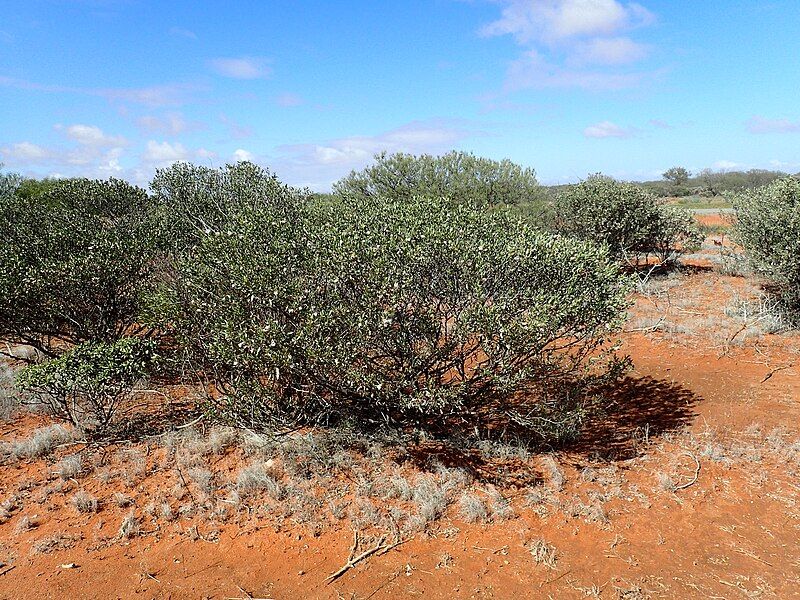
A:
[[675, 452, 700, 490], [326, 535, 386, 583], [325, 534, 412, 584]]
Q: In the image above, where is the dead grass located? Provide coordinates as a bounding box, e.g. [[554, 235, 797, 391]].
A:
[[7, 424, 73, 460], [528, 538, 558, 569], [70, 491, 98, 514], [55, 454, 83, 480]]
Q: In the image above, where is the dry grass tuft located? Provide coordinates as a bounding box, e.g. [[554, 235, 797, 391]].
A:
[[70, 491, 98, 514], [528, 538, 558, 569]]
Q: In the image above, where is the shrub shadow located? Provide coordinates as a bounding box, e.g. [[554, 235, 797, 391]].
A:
[[568, 375, 699, 461], [399, 374, 699, 484]]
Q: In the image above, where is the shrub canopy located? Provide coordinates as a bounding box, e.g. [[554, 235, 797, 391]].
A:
[[167, 166, 630, 441], [552, 175, 702, 268], [334, 151, 542, 208], [0, 178, 161, 358], [733, 177, 800, 321]]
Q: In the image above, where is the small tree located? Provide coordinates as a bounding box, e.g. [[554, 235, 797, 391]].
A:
[[733, 177, 800, 323], [334, 151, 542, 208], [552, 175, 702, 269], [662, 166, 690, 187]]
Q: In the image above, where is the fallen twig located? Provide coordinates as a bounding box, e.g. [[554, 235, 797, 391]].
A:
[[326, 535, 386, 583], [760, 364, 794, 384], [326, 534, 413, 583], [675, 452, 700, 490]]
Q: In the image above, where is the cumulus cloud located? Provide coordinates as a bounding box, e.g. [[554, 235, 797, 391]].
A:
[[233, 148, 255, 162], [142, 140, 189, 163], [481, 0, 654, 45], [479, 1, 658, 91], [55, 124, 127, 147], [712, 160, 739, 171], [746, 115, 800, 134], [1, 141, 52, 161], [210, 57, 272, 79], [583, 120, 636, 138]]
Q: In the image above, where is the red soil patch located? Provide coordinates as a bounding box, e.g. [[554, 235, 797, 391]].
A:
[[1, 267, 798, 599]]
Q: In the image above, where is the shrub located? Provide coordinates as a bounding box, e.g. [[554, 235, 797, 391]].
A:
[[552, 175, 702, 268], [15, 337, 159, 435], [167, 164, 630, 443], [149, 160, 301, 257], [0, 178, 161, 358], [733, 177, 800, 323], [334, 151, 542, 208]]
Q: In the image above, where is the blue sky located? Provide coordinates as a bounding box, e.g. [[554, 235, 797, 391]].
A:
[[2, 0, 800, 190]]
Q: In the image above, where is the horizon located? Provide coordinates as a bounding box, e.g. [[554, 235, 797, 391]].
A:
[[2, 0, 800, 191]]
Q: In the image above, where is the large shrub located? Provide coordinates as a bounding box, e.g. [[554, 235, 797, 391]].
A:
[[167, 166, 630, 442], [552, 175, 702, 268], [733, 177, 800, 322], [16, 337, 159, 435], [0, 178, 161, 358], [334, 151, 542, 208]]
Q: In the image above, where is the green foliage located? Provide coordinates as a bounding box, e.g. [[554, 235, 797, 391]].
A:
[[552, 175, 703, 268], [662, 166, 690, 187], [0, 178, 161, 357], [334, 151, 543, 208], [733, 177, 800, 323], [16, 337, 159, 435], [150, 160, 304, 257], [167, 166, 630, 443], [15, 177, 73, 200]]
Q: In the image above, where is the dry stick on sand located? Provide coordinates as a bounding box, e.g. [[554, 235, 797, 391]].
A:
[[326, 534, 413, 583], [675, 452, 701, 491]]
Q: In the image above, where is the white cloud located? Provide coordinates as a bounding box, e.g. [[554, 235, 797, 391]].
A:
[[56, 124, 127, 147], [648, 118, 673, 129], [746, 115, 800, 134], [570, 36, 649, 65], [481, 0, 654, 45], [1, 141, 51, 161], [233, 149, 254, 162], [210, 57, 272, 79], [583, 120, 636, 138], [479, 1, 658, 91], [142, 140, 189, 163]]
